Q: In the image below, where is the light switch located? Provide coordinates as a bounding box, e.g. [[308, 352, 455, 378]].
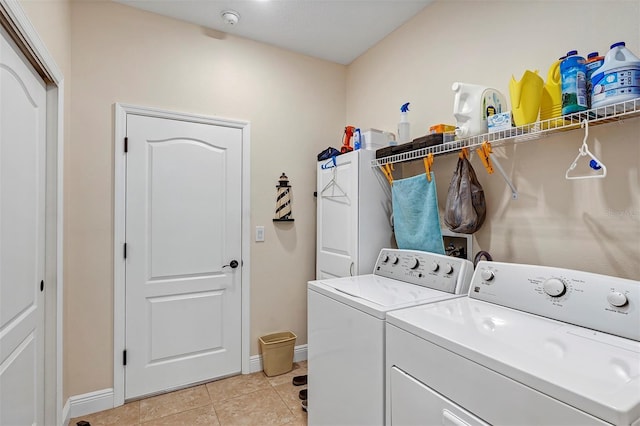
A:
[[256, 226, 265, 242]]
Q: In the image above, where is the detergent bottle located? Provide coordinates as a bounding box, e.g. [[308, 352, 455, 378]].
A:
[[586, 51, 605, 107], [540, 57, 564, 128], [397, 103, 411, 143], [452, 82, 506, 138], [590, 42, 640, 109], [560, 50, 588, 115]]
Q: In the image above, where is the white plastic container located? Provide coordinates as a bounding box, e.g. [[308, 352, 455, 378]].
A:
[[361, 129, 391, 150], [452, 82, 507, 138], [590, 41, 640, 109]]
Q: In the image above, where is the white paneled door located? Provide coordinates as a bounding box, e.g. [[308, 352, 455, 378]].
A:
[[125, 114, 243, 399], [0, 25, 47, 425], [316, 151, 359, 279]]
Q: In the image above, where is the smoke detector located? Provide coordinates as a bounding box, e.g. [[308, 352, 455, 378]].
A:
[[221, 10, 240, 25]]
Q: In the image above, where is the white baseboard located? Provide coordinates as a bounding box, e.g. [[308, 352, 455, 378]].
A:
[[250, 344, 308, 373], [62, 388, 114, 426]]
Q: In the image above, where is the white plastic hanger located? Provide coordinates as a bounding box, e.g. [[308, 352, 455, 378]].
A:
[[565, 120, 607, 180], [320, 156, 348, 198]]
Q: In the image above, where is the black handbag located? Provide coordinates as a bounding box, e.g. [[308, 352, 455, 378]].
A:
[[444, 157, 487, 234]]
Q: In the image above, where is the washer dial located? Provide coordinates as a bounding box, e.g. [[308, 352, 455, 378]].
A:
[[481, 270, 495, 281], [607, 291, 628, 307], [543, 278, 566, 297]]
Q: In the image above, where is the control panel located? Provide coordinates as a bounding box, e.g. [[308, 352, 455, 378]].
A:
[[471, 261, 640, 341], [374, 249, 474, 295]]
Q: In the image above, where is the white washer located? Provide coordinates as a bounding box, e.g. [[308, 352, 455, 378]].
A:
[[386, 261, 640, 426], [307, 248, 474, 426]]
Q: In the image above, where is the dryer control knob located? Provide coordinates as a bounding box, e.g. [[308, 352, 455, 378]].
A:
[[543, 278, 566, 297], [391, 256, 399, 265], [444, 264, 454, 275], [481, 270, 495, 281], [381, 255, 389, 263], [431, 262, 439, 272], [409, 258, 420, 269], [607, 291, 628, 307]]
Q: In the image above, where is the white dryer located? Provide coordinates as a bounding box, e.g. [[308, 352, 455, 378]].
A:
[[386, 261, 640, 425], [307, 248, 474, 426]]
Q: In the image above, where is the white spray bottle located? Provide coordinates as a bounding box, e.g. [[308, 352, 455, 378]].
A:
[[397, 102, 410, 144]]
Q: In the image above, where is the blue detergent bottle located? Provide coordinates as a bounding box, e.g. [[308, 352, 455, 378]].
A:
[[353, 128, 361, 150], [561, 50, 588, 115]]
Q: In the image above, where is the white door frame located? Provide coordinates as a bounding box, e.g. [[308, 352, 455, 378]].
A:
[[113, 103, 251, 406], [0, 1, 64, 424]]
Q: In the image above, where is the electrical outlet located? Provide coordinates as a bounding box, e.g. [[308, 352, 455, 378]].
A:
[[256, 226, 265, 242]]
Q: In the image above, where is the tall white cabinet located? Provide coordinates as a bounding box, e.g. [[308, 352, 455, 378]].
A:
[[316, 149, 392, 279]]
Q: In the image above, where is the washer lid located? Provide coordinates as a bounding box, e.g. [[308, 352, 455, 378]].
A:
[[309, 274, 462, 318], [387, 297, 640, 425]]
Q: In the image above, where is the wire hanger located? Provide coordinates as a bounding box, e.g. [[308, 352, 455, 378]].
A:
[[566, 120, 607, 180], [320, 156, 348, 197], [321, 156, 337, 170]]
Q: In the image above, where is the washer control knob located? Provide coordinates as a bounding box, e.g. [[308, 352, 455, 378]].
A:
[[431, 262, 439, 272], [410, 258, 420, 269], [607, 291, 628, 307], [543, 278, 566, 297], [381, 255, 389, 263], [391, 256, 399, 265], [444, 264, 454, 275], [481, 270, 495, 281]]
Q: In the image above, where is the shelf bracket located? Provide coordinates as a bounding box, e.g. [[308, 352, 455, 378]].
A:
[[492, 156, 518, 200]]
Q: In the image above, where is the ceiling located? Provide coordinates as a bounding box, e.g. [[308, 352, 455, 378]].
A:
[[113, 0, 433, 65]]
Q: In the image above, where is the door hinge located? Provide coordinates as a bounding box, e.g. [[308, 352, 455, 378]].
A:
[[124, 137, 128, 153], [123, 350, 127, 366], [40, 280, 44, 292], [124, 243, 127, 259]]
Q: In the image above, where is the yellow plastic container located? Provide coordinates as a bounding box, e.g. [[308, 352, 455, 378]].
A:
[[509, 70, 544, 126], [259, 331, 297, 376], [429, 124, 456, 134], [540, 59, 565, 129]]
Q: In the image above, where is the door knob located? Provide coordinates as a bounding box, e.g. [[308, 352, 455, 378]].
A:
[[223, 260, 239, 269]]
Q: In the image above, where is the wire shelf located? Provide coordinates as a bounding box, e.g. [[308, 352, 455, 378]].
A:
[[370, 97, 640, 167]]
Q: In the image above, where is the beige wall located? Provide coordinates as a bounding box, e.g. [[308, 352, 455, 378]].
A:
[[64, 1, 344, 398], [347, 0, 640, 279]]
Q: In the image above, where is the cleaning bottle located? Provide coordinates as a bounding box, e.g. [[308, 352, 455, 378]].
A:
[[397, 102, 410, 144], [586, 51, 605, 107], [590, 41, 640, 109], [560, 50, 588, 115], [353, 128, 361, 150]]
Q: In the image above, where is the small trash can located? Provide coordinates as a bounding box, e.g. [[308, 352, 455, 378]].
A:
[[259, 331, 297, 377]]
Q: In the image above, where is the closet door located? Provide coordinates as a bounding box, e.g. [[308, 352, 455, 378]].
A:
[[316, 151, 359, 279], [0, 24, 47, 426]]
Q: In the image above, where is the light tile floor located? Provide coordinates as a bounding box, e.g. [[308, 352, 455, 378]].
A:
[[69, 362, 308, 426]]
